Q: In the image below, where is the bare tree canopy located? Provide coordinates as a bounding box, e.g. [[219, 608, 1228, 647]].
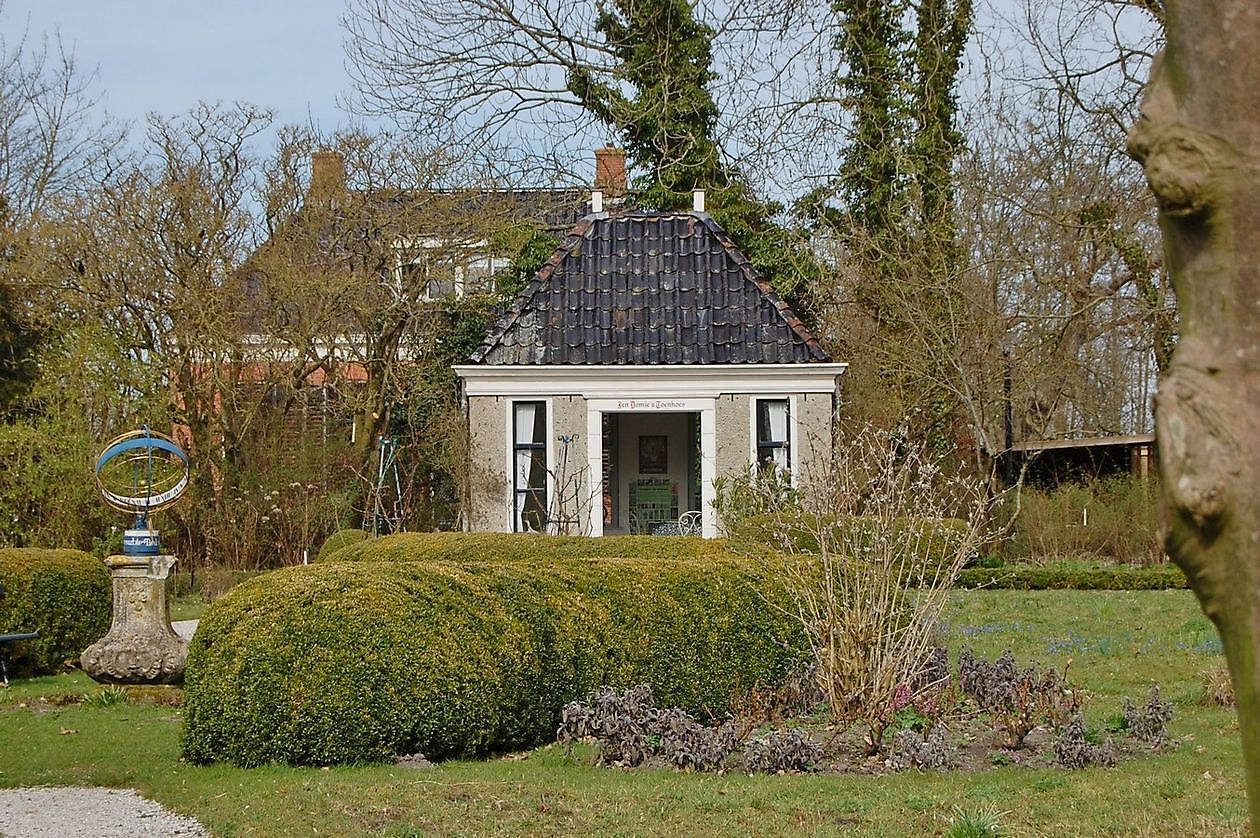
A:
[[1012, 0, 1162, 133], [0, 17, 123, 220], [344, 0, 1172, 457], [342, 0, 839, 185], [344, 0, 620, 173]]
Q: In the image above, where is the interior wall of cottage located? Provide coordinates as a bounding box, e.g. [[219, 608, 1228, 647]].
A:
[[605, 411, 698, 534]]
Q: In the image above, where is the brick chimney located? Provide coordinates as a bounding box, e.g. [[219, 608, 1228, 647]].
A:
[[308, 150, 346, 203], [593, 146, 627, 198]]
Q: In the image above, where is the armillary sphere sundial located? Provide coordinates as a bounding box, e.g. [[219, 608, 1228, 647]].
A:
[[94, 427, 191, 555], [82, 426, 191, 685]]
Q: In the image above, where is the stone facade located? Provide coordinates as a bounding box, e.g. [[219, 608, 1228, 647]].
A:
[[459, 371, 842, 537]]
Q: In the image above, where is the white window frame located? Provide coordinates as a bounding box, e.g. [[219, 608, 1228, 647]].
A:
[[749, 395, 797, 478], [392, 236, 508, 301], [505, 398, 554, 532]]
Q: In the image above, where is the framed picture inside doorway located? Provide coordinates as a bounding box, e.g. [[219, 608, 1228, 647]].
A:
[[638, 435, 667, 473]]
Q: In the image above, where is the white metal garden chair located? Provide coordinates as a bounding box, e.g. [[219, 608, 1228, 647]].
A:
[[677, 510, 702, 536]]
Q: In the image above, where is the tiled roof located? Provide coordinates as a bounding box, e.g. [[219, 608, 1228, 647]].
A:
[[238, 187, 589, 333], [471, 210, 830, 365], [364, 187, 589, 237]]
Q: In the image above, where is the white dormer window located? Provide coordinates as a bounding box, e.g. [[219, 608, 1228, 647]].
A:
[[392, 237, 511, 301], [463, 252, 512, 295]]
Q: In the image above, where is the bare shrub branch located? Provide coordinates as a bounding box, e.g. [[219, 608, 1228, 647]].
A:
[[719, 425, 988, 752]]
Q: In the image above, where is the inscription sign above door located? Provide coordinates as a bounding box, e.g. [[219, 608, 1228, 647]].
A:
[[615, 399, 688, 411]]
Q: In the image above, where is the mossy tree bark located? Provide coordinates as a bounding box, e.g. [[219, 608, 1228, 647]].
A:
[[1127, 1, 1260, 824]]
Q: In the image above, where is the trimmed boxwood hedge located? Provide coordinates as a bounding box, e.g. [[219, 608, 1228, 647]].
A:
[[955, 563, 1189, 590], [325, 531, 732, 563], [315, 528, 372, 562], [0, 548, 110, 675], [181, 550, 805, 767]]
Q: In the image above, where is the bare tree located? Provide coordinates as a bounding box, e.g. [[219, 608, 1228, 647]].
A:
[[1010, 0, 1162, 136], [832, 0, 1169, 464], [966, 95, 1170, 439], [40, 103, 281, 561], [1128, 1, 1260, 823], [0, 11, 123, 220], [343, 0, 615, 174], [342, 0, 837, 186], [0, 5, 125, 415], [343, 0, 1170, 467]]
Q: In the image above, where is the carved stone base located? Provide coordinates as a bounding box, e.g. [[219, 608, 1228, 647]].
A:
[[81, 554, 188, 685]]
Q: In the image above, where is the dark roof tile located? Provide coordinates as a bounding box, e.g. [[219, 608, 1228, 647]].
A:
[[472, 210, 831, 365]]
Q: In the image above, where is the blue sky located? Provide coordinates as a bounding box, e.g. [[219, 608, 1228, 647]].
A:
[[3, 0, 358, 133], [1, 0, 1158, 196]]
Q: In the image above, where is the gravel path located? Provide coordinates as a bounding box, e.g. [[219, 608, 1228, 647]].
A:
[[171, 620, 198, 641], [0, 787, 209, 837]]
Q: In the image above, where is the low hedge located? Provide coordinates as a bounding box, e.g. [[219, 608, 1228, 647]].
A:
[[955, 563, 1189, 590], [181, 550, 804, 767], [729, 513, 973, 581], [0, 548, 110, 675], [326, 531, 732, 563], [315, 528, 372, 562]]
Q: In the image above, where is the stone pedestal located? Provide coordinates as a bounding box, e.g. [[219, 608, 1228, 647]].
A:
[[81, 554, 187, 684]]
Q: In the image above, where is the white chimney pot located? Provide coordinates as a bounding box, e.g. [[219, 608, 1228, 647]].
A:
[[693, 190, 705, 212], [592, 190, 604, 213]]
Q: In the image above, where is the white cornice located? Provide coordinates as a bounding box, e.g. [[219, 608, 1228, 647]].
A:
[[454, 363, 848, 397]]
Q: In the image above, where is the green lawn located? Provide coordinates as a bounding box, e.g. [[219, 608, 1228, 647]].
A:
[[169, 592, 210, 622], [0, 590, 1248, 837]]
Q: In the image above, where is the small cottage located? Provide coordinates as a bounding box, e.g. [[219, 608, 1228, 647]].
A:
[[454, 193, 847, 537]]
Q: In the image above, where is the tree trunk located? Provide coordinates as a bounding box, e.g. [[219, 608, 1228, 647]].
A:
[[1127, 2, 1260, 825]]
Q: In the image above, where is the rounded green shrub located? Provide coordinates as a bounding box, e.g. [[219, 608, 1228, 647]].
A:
[[315, 528, 372, 561], [0, 548, 110, 675], [181, 548, 804, 766], [327, 531, 732, 563]]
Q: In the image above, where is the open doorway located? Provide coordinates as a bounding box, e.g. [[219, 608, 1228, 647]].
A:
[[601, 411, 701, 534]]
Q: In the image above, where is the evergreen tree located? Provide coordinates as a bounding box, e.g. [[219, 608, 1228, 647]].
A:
[[910, 0, 972, 275], [825, 0, 972, 312], [568, 0, 725, 208], [567, 0, 818, 306], [813, 0, 974, 451]]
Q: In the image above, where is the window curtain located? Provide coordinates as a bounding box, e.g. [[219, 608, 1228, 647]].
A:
[[513, 402, 546, 531], [768, 401, 788, 469], [757, 399, 790, 471]]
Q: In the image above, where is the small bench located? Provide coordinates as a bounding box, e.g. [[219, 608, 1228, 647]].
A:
[[0, 632, 38, 687], [648, 511, 702, 537]]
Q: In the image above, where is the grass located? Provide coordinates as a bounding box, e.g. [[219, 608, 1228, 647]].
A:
[[946, 804, 1007, 838], [169, 592, 210, 622], [0, 589, 1249, 837]]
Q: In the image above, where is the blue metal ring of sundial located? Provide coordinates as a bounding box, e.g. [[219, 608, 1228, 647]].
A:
[[94, 429, 191, 515]]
